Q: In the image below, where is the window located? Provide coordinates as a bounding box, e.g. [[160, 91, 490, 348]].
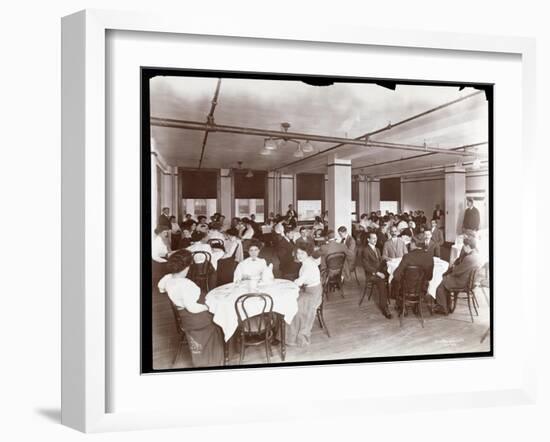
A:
[[235, 199, 265, 222], [182, 198, 217, 219], [380, 201, 399, 214], [297, 200, 322, 221]]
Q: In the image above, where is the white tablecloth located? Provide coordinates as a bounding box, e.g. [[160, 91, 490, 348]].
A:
[[386, 257, 449, 298], [205, 278, 299, 341]]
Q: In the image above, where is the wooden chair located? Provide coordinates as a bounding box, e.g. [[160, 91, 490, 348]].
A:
[[477, 262, 491, 342], [167, 299, 188, 368], [324, 252, 346, 300], [207, 238, 225, 251], [449, 266, 481, 323], [316, 270, 331, 337], [398, 265, 429, 328], [234, 293, 280, 364], [189, 251, 213, 292]]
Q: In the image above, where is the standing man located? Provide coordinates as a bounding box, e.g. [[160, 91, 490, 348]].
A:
[[337, 226, 357, 281], [361, 232, 392, 319], [462, 197, 481, 232], [429, 219, 445, 247], [433, 236, 483, 314], [158, 207, 171, 231]]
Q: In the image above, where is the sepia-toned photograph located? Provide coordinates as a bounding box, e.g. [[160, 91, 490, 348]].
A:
[[142, 69, 492, 372]]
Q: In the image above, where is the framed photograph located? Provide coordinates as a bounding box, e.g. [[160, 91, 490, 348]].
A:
[[61, 9, 537, 432]]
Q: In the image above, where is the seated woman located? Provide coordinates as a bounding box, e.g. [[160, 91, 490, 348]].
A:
[[312, 216, 324, 233], [233, 239, 268, 283], [286, 244, 323, 347], [152, 225, 172, 288], [216, 228, 243, 286], [158, 251, 224, 367]]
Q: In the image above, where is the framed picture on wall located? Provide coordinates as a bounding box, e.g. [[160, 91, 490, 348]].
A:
[[61, 9, 537, 433]]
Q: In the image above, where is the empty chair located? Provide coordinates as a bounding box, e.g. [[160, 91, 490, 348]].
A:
[[398, 265, 429, 328], [234, 293, 280, 364], [316, 270, 331, 337], [324, 252, 346, 300]]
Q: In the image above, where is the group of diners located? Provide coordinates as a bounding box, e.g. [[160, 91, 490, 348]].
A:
[[153, 204, 484, 367]]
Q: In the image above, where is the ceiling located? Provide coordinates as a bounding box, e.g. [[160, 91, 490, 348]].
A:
[[150, 75, 489, 177]]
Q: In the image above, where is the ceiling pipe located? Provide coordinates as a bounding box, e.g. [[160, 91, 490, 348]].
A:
[[197, 78, 222, 169], [271, 89, 484, 170], [352, 141, 488, 172], [370, 159, 489, 179], [151, 117, 472, 157]]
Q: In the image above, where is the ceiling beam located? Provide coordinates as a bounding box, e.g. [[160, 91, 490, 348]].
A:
[[150, 117, 473, 158]]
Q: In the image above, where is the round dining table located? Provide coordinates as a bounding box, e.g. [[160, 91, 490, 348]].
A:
[[205, 278, 300, 342], [386, 256, 449, 298]]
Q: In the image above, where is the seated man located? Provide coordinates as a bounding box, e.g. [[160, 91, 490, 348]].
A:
[[422, 229, 440, 258], [433, 236, 483, 314], [391, 237, 434, 305], [361, 232, 392, 319], [319, 230, 347, 270], [295, 226, 315, 250], [382, 226, 408, 261], [275, 226, 300, 280]]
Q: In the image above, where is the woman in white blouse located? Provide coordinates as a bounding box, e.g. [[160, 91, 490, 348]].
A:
[[157, 250, 224, 367], [286, 244, 323, 347], [233, 240, 268, 283]]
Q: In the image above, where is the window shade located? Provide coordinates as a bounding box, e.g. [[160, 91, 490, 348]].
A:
[[296, 173, 324, 200], [380, 177, 401, 201], [181, 170, 218, 198], [234, 171, 266, 199]]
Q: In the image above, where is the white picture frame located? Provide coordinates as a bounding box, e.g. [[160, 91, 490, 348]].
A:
[[61, 9, 537, 433]]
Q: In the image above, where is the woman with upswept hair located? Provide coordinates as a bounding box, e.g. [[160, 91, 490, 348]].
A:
[[158, 250, 224, 367]]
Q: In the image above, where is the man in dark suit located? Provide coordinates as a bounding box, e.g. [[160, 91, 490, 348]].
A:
[[421, 230, 440, 258], [337, 226, 356, 280], [376, 224, 391, 253], [462, 197, 480, 232], [319, 230, 347, 270], [361, 232, 392, 319], [275, 227, 299, 280], [429, 219, 444, 247], [391, 237, 434, 304], [434, 236, 483, 314]]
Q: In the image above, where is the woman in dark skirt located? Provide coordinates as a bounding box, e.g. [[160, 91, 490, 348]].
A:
[[158, 250, 224, 367]]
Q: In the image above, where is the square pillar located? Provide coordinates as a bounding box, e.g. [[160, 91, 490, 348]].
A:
[[327, 156, 352, 232], [445, 165, 466, 243], [280, 174, 295, 216], [219, 169, 232, 219], [358, 176, 369, 216], [267, 171, 278, 215], [367, 178, 380, 213]]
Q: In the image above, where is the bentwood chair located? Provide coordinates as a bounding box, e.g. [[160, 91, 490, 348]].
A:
[[324, 252, 346, 300], [207, 238, 225, 251], [398, 265, 429, 328], [449, 266, 481, 323], [478, 262, 491, 342], [167, 298, 188, 368], [234, 293, 279, 364], [316, 270, 331, 337], [189, 251, 213, 292]]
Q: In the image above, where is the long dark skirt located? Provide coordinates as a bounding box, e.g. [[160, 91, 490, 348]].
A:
[[180, 309, 224, 367]]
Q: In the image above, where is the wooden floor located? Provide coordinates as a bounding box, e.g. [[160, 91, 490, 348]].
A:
[[152, 246, 491, 370]]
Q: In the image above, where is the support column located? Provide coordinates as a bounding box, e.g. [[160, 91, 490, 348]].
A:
[[219, 169, 232, 219], [171, 167, 179, 221], [327, 156, 352, 232], [280, 174, 295, 215], [358, 176, 369, 216], [267, 171, 278, 216], [444, 165, 466, 243], [367, 178, 380, 213]]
